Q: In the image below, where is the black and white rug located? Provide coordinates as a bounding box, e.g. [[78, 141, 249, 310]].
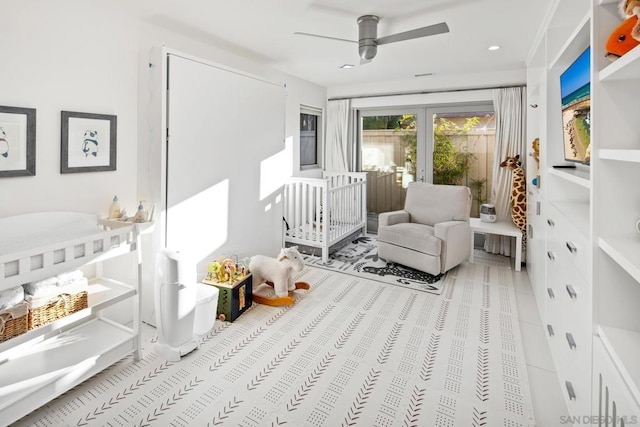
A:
[[302, 235, 447, 295], [304, 234, 516, 296]]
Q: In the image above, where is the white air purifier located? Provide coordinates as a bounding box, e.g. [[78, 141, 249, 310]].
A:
[[154, 248, 199, 362], [480, 204, 497, 223]]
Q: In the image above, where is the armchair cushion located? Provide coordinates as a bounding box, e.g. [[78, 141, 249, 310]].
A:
[[378, 223, 441, 257]]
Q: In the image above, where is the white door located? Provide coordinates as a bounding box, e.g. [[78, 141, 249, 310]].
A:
[[166, 54, 286, 262]]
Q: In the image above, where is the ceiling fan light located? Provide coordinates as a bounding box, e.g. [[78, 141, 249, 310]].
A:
[[359, 44, 377, 60], [488, 45, 501, 51]]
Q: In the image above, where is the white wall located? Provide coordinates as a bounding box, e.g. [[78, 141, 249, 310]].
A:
[[0, 0, 326, 219]]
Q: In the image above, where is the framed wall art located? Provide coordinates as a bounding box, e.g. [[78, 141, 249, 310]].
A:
[[0, 105, 36, 178], [61, 111, 116, 173]]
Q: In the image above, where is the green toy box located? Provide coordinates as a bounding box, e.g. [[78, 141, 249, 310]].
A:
[[202, 274, 252, 322]]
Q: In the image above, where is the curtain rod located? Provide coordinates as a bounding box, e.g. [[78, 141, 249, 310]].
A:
[[327, 84, 525, 101]]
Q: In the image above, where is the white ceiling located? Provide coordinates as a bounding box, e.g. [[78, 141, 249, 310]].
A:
[[139, 0, 552, 90]]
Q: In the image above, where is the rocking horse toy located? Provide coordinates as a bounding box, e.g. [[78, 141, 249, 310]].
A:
[[249, 246, 310, 306]]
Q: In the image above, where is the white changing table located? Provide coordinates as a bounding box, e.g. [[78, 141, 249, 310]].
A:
[[0, 212, 144, 425]]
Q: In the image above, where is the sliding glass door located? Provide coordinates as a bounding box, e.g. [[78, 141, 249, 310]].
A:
[[357, 103, 494, 231], [426, 104, 495, 217], [359, 109, 425, 232]]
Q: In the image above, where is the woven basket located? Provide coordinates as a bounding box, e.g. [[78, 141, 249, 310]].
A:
[[0, 302, 29, 343], [28, 291, 88, 330]]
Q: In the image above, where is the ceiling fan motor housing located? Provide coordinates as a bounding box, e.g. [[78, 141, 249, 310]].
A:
[[357, 15, 378, 60]]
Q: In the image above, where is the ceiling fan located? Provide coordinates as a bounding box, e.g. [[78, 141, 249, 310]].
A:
[[295, 15, 449, 63]]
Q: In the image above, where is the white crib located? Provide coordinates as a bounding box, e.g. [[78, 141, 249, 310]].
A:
[[283, 172, 367, 262]]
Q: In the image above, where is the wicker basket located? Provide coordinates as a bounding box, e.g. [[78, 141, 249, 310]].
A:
[[28, 291, 88, 330], [0, 302, 29, 343]]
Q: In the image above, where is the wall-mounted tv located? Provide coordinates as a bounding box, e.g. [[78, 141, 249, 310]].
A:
[[560, 46, 591, 164]]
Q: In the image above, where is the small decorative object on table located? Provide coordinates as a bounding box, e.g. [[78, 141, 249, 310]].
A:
[[202, 256, 252, 322], [248, 246, 310, 307]]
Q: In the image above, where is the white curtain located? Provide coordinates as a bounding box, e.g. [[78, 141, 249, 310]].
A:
[[325, 99, 351, 172], [484, 87, 527, 257]]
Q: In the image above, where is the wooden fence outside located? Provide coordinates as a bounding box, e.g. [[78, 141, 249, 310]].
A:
[[362, 129, 495, 217]]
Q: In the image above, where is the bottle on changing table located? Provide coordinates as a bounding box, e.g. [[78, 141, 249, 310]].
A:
[[133, 201, 146, 223], [109, 195, 121, 219]]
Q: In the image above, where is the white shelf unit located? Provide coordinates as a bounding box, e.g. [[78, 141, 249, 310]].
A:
[[528, 0, 640, 417], [547, 166, 591, 188], [593, 0, 640, 413], [526, 0, 594, 417], [0, 212, 143, 425], [599, 149, 640, 162], [598, 44, 640, 81]]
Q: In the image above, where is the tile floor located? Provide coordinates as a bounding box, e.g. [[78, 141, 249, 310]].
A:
[[513, 266, 573, 427]]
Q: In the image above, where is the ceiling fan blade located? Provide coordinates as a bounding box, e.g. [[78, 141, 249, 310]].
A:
[[376, 22, 449, 45], [293, 32, 357, 44]]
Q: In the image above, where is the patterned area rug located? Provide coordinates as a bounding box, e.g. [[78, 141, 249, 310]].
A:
[[302, 235, 513, 296], [302, 235, 447, 295], [15, 263, 535, 427]]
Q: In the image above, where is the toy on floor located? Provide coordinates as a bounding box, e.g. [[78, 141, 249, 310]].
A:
[[206, 257, 247, 283], [249, 246, 309, 306]]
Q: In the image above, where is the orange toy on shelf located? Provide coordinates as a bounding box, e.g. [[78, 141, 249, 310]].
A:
[[605, 15, 640, 60]]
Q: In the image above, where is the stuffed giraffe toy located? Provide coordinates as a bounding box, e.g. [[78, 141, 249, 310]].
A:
[[500, 154, 527, 261]]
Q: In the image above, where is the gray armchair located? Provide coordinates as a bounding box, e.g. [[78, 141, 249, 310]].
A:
[[378, 182, 472, 275]]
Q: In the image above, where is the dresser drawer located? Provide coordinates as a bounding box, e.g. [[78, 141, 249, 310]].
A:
[[559, 261, 592, 336], [561, 362, 593, 419], [554, 327, 592, 418], [545, 237, 562, 287], [544, 203, 562, 242], [561, 218, 591, 283]]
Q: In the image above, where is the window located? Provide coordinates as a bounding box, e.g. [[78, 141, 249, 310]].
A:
[[427, 104, 495, 218], [300, 106, 322, 169]]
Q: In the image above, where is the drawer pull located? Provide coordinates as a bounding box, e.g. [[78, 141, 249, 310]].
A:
[[536, 201, 541, 215], [566, 284, 577, 299], [547, 219, 555, 227], [547, 324, 555, 337], [547, 251, 555, 261], [565, 381, 576, 400], [566, 332, 576, 349], [547, 288, 555, 299], [566, 241, 577, 253]]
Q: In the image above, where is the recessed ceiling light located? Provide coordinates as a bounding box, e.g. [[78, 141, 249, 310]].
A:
[[414, 73, 435, 77], [340, 64, 355, 69], [488, 45, 501, 51]]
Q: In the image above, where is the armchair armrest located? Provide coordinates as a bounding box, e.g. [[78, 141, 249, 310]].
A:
[[379, 210, 410, 227], [434, 220, 471, 273]]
